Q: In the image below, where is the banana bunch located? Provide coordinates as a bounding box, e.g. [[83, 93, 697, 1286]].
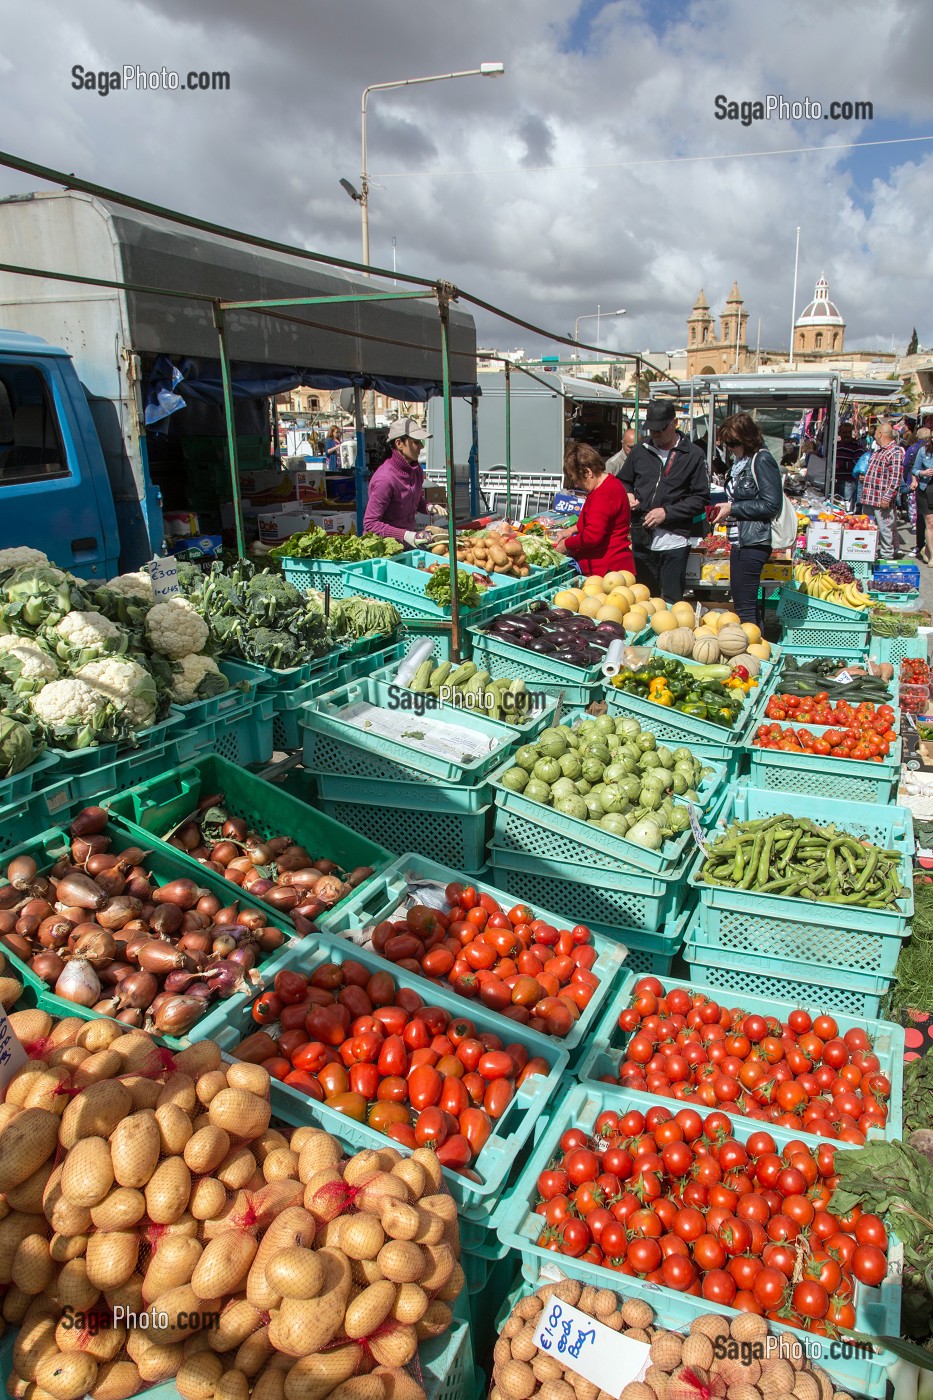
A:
[[407, 658, 533, 722], [792, 563, 873, 610]]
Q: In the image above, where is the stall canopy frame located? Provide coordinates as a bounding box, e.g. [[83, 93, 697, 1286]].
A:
[[0, 147, 679, 660]]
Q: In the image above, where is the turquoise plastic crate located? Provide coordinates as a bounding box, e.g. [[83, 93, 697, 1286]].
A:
[[869, 633, 928, 665], [869, 589, 921, 610], [269, 639, 408, 750], [323, 853, 626, 1057], [747, 722, 900, 803], [50, 711, 183, 773], [682, 926, 893, 1021], [604, 672, 769, 754], [574, 965, 905, 1140], [588, 905, 691, 978], [0, 749, 59, 807], [497, 1082, 901, 1400], [489, 752, 726, 878], [467, 622, 612, 695], [190, 933, 569, 1218], [105, 752, 392, 934], [689, 785, 914, 977], [319, 793, 492, 871], [778, 581, 870, 627], [782, 621, 870, 650], [50, 736, 184, 805], [168, 658, 260, 725], [0, 778, 76, 852], [300, 676, 521, 785], [397, 547, 542, 602], [367, 660, 559, 737], [397, 620, 466, 664], [170, 694, 274, 766], [342, 555, 517, 622], [486, 843, 687, 931], [279, 554, 404, 601]]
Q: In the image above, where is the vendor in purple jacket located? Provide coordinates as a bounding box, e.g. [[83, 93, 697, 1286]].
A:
[[363, 418, 445, 545]]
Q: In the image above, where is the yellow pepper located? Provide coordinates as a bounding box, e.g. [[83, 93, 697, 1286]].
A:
[[723, 677, 745, 691], [648, 678, 674, 706]]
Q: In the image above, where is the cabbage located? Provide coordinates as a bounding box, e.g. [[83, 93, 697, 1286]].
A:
[[628, 817, 664, 849], [524, 778, 551, 803], [607, 752, 636, 777], [538, 727, 569, 759], [0, 716, 37, 776], [515, 744, 539, 772], [533, 756, 561, 784], [501, 766, 529, 793], [555, 795, 588, 820], [575, 720, 598, 741]]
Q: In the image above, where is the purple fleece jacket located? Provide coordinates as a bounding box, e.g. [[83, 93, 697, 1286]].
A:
[[363, 449, 428, 541]]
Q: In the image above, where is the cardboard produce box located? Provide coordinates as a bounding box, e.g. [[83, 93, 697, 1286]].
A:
[[257, 507, 313, 543], [841, 528, 879, 562], [806, 521, 843, 557], [310, 510, 356, 536], [762, 559, 793, 581]]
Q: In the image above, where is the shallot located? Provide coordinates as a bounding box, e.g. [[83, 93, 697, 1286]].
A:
[[54, 958, 101, 1007]]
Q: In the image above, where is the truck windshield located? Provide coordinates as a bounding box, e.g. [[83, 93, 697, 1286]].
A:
[[0, 367, 70, 487]]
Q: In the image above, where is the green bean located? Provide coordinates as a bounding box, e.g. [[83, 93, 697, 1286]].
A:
[[740, 834, 763, 890]]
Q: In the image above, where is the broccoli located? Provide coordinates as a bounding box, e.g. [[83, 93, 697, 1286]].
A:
[[242, 627, 302, 669]]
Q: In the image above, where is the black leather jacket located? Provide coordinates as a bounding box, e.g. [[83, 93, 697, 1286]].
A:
[[619, 433, 710, 540], [725, 449, 783, 548]]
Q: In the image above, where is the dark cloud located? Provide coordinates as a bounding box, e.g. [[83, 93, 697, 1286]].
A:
[[516, 113, 555, 168]]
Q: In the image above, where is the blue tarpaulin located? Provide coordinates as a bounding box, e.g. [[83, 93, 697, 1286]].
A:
[[145, 356, 480, 427]]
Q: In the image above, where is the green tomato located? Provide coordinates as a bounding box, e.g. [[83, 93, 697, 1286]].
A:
[[524, 778, 552, 804], [615, 717, 641, 740], [555, 795, 588, 820], [635, 731, 657, 752], [558, 752, 583, 780], [537, 727, 569, 758]]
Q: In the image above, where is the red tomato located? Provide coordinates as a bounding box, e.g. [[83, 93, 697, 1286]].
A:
[[408, 1064, 442, 1110], [793, 1280, 829, 1320], [484, 1078, 513, 1120], [436, 1134, 472, 1168], [478, 1051, 514, 1081], [851, 1243, 887, 1286], [414, 1106, 449, 1148], [558, 1217, 592, 1258], [564, 1148, 601, 1186], [701, 1269, 736, 1305], [252, 991, 282, 1024]]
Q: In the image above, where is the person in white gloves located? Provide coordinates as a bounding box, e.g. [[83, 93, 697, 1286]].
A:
[[362, 418, 446, 546]]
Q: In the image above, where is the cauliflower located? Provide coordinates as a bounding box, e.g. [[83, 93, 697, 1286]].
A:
[[30, 678, 121, 749], [0, 632, 34, 654], [146, 597, 209, 659], [0, 643, 59, 695], [77, 658, 158, 730], [170, 653, 231, 705], [105, 572, 154, 600], [55, 610, 121, 650], [0, 547, 49, 572]]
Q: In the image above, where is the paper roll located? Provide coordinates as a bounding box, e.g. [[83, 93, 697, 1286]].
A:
[[394, 638, 435, 687], [601, 638, 626, 678]]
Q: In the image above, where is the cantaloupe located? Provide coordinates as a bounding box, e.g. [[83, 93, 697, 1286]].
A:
[[630, 583, 650, 603], [623, 609, 648, 632], [671, 602, 696, 627], [596, 604, 625, 624], [716, 624, 749, 658], [748, 640, 771, 660], [579, 596, 604, 618], [740, 622, 762, 644], [648, 597, 666, 615], [603, 572, 626, 589], [651, 611, 677, 634], [553, 590, 579, 612], [692, 635, 721, 664]]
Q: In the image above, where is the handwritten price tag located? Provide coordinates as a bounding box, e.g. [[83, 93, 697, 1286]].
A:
[[835, 670, 854, 684], [0, 1005, 27, 1090], [149, 556, 180, 601], [532, 1298, 650, 1396], [687, 800, 710, 855]]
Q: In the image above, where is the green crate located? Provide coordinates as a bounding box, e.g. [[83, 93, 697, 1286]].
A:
[[682, 927, 893, 1019], [689, 785, 914, 977], [50, 734, 186, 805], [324, 854, 626, 1057], [367, 661, 559, 737], [320, 795, 492, 873], [50, 712, 184, 775], [280, 555, 371, 599], [589, 906, 691, 978], [0, 750, 59, 807], [170, 695, 275, 766], [575, 963, 904, 1140], [778, 581, 870, 627], [0, 779, 75, 853], [869, 634, 928, 665], [486, 843, 687, 930], [604, 684, 759, 756], [267, 640, 408, 750], [746, 722, 900, 803], [398, 620, 463, 664], [342, 555, 518, 621], [106, 752, 391, 934], [300, 676, 521, 786], [782, 621, 870, 650], [497, 1082, 901, 1400], [467, 622, 606, 690]]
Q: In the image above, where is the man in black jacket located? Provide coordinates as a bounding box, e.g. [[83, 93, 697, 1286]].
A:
[[619, 400, 709, 601]]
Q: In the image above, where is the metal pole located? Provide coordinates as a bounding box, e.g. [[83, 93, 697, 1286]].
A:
[[633, 357, 640, 443], [360, 89, 371, 273], [392, 238, 397, 285], [212, 304, 246, 560], [353, 388, 367, 533], [596, 306, 601, 362], [789, 226, 801, 369], [505, 361, 513, 521], [437, 287, 462, 661], [469, 394, 480, 517]]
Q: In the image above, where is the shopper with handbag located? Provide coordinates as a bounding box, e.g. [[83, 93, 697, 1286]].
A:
[[712, 413, 794, 627]]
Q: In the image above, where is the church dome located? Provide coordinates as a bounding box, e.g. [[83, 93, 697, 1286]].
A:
[[796, 275, 844, 327]]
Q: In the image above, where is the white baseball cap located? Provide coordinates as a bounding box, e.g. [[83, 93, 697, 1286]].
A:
[[387, 417, 431, 442]]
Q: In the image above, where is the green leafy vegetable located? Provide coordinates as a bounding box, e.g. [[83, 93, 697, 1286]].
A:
[[0, 715, 39, 776], [424, 566, 483, 610], [269, 527, 404, 562]]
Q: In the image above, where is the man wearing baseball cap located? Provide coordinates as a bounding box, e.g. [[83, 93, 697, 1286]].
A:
[[363, 417, 446, 546], [618, 400, 709, 602]]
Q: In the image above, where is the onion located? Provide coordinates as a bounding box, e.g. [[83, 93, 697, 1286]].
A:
[[180, 912, 209, 933], [196, 791, 224, 812], [221, 817, 248, 842], [97, 897, 143, 931], [120, 919, 150, 937], [70, 806, 109, 837], [29, 951, 65, 986], [289, 869, 323, 890], [266, 836, 291, 856], [71, 927, 116, 968], [179, 930, 213, 956], [213, 902, 241, 926], [92, 996, 120, 1016], [116, 1008, 145, 1027], [245, 842, 273, 866], [196, 894, 220, 919], [313, 876, 349, 907], [204, 960, 245, 997], [186, 981, 213, 1001], [55, 871, 107, 911], [79, 845, 115, 871], [198, 861, 225, 876], [226, 856, 254, 875], [223, 869, 244, 887], [124, 932, 154, 962], [211, 932, 237, 958], [347, 866, 375, 889], [116, 970, 159, 1010], [152, 879, 203, 910], [0, 886, 20, 911], [99, 961, 134, 986], [164, 969, 200, 993], [37, 916, 72, 949], [0, 932, 33, 960], [247, 878, 274, 898], [294, 898, 326, 921], [136, 940, 192, 974], [238, 908, 267, 932], [93, 870, 127, 899], [312, 858, 339, 876], [7, 855, 37, 890], [117, 848, 149, 869], [210, 842, 239, 868], [176, 821, 203, 851], [0, 911, 17, 935], [263, 885, 300, 912], [124, 874, 153, 901], [20, 898, 52, 921], [255, 926, 286, 953], [276, 847, 312, 872], [152, 995, 206, 1035], [15, 916, 40, 939], [150, 903, 183, 937], [55, 958, 101, 1007], [227, 944, 257, 971]]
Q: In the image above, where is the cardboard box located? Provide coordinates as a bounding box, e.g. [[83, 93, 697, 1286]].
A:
[[806, 522, 843, 557], [685, 552, 703, 584], [163, 510, 200, 539], [841, 528, 879, 562], [169, 535, 223, 560], [257, 507, 313, 544], [310, 511, 356, 536], [289, 468, 326, 502], [553, 491, 585, 515], [761, 560, 793, 582]]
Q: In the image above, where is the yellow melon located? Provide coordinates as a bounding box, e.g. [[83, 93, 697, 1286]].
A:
[[630, 583, 650, 603], [619, 570, 636, 587], [578, 595, 604, 618], [719, 611, 741, 627], [748, 640, 772, 660], [639, 599, 659, 616], [671, 602, 697, 628], [740, 622, 762, 644], [608, 587, 635, 611], [553, 590, 579, 612], [603, 572, 626, 589], [692, 627, 718, 642], [623, 609, 648, 633], [596, 604, 625, 624], [582, 577, 608, 596], [648, 597, 667, 614], [651, 611, 678, 634], [702, 611, 723, 632]]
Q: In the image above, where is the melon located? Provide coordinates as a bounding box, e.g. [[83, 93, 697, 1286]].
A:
[[640, 599, 659, 616], [651, 611, 678, 634], [719, 611, 741, 627], [671, 602, 696, 628], [658, 626, 695, 657], [702, 611, 722, 632], [579, 595, 604, 618], [582, 577, 607, 595], [623, 609, 648, 633], [553, 590, 579, 612], [692, 635, 721, 664], [693, 627, 718, 642], [609, 587, 635, 610], [731, 652, 761, 678], [740, 622, 762, 645], [748, 640, 772, 660], [603, 572, 626, 589], [716, 624, 749, 657], [630, 583, 650, 603], [619, 570, 637, 587], [596, 604, 624, 624]]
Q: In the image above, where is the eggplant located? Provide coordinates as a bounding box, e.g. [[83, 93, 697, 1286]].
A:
[[529, 638, 556, 653], [594, 621, 627, 640], [565, 615, 596, 630], [527, 600, 549, 613]]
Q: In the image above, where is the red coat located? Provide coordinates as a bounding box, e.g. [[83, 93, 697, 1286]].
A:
[[564, 474, 635, 576]]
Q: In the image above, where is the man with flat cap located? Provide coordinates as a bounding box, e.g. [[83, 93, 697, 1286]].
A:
[[618, 401, 709, 602]]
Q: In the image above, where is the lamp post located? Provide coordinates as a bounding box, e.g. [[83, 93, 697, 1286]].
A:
[[574, 308, 626, 362], [789, 226, 801, 369], [342, 64, 505, 272]]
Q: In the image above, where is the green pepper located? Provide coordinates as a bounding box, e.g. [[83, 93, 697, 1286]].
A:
[[667, 678, 690, 699], [662, 658, 684, 678], [713, 705, 735, 726], [679, 702, 708, 718]]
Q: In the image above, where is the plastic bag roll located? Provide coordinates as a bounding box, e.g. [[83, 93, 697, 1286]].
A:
[[601, 638, 626, 678], [394, 637, 435, 686]]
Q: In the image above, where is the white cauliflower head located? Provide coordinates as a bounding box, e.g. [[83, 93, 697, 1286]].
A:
[[77, 657, 158, 730], [31, 678, 107, 729], [55, 610, 122, 651], [0, 643, 59, 685], [0, 547, 50, 571], [0, 632, 35, 655], [146, 597, 209, 659], [106, 572, 154, 600], [170, 653, 231, 705]]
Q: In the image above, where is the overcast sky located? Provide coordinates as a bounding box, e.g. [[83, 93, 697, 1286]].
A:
[[1, 0, 932, 359]]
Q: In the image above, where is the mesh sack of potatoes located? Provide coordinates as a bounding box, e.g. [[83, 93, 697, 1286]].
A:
[[490, 1278, 858, 1400], [0, 1005, 464, 1400]]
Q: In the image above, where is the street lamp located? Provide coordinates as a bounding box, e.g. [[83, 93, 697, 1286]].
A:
[[341, 63, 505, 271], [574, 308, 626, 361]]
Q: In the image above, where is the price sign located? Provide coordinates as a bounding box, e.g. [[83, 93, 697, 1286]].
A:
[[835, 670, 854, 684], [149, 556, 180, 600], [532, 1297, 650, 1396], [688, 800, 710, 855], [0, 1005, 27, 1090]]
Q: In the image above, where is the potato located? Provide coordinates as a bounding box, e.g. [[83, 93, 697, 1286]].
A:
[[93, 1358, 144, 1400], [379, 1199, 420, 1242], [126, 1334, 185, 1384], [122, 1075, 163, 1111], [0, 1109, 59, 1192], [57, 1318, 126, 1363], [11, 1234, 54, 1295], [377, 1241, 424, 1285], [0, 1212, 46, 1284], [23, 1068, 74, 1114], [419, 1243, 455, 1293], [254, 1129, 290, 1163], [91, 1187, 147, 1233], [154, 1103, 193, 1156], [283, 1346, 364, 1400], [410, 1149, 442, 1191], [85, 1231, 138, 1290], [268, 1249, 351, 1358], [265, 1248, 325, 1301], [156, 1072, 197, 1114], [208, 1088, 271, 1141], [216, 1146, 258, 1191], [340, 1213, 385, 1261], [142, 1236, 203, 1306], [184, 1125, 231, 1175], [297, 1132, 342, 1182], [13, 1311, 58, 1381], [247, 1206, 317, 1310], [392, 1283, 428, 1325], [234, 1326, 274, 1379], [173, 1041, 222, 1078], [140, 1284, 221, 1345], [177, 1351, 225, 1400], [263, 1148, 300, 1182], [191, 1231, 258, 1300], [195, 1070, 229, 1107], [59, 1081, 131, 1149], [205, 1298, 265, 1354], [215, 1373, 250, 1400], [368, 1323, 417, 1369], [76, 1020, 124, 1053], [61, 1136, 114, 1208], [145, 1157, 191, 1225], [50, 1232, 89, 1264], [36, 1350, 98, 1400], [72, 1048, 123, 1087], [6, 1158, 55, 1214], [189, 1177, 228, 1222], [226, 1062, 270, 1097], [3, 1281, 33, 1324], [415, 1299, 452, 1339], [7, 1008, 52, 1044], [57, 1259, 100, 1312], [343, 1150, 383, 1187], [110, 1112, 161, 1188], [345, 1281, 397, 1339]]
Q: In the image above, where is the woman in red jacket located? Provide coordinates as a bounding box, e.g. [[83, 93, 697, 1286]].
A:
[[555, 442, 635, 576]]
